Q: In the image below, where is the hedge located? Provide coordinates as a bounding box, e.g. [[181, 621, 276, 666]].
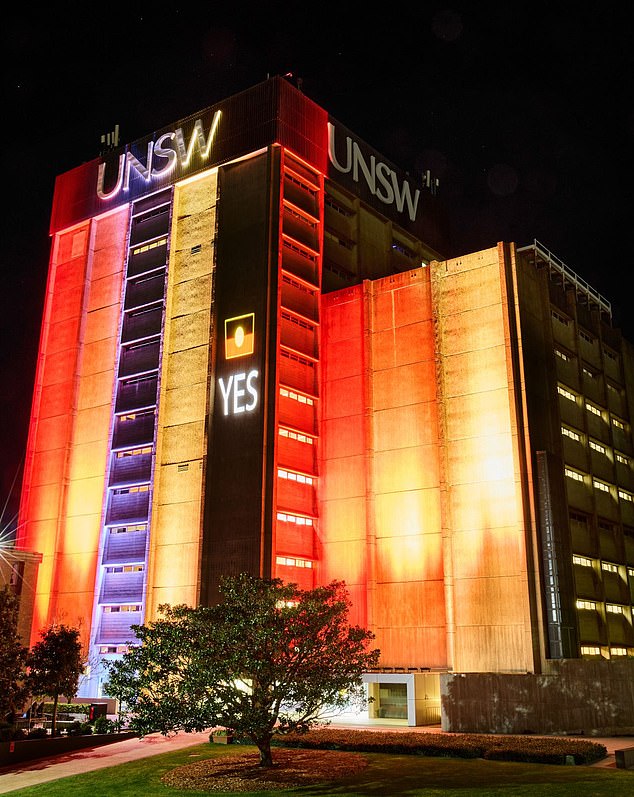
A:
[[272, 728, 607, 765]]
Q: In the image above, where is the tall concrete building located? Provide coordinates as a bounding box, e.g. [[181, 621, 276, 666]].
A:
[[16, 77, 634, 730]]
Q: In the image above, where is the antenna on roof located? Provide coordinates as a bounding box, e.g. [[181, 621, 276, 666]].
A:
[[100, 124, 120, 156]]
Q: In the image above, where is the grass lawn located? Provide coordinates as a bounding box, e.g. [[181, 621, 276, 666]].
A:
[[4, 742, 634, 797]]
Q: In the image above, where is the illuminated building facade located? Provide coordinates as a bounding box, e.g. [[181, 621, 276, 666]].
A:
[[16, 77, 634, 726]]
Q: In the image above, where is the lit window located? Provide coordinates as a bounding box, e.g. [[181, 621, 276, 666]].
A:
[[573, 555, 593, 567], [589, 440, 606, 455], [279, 427, 314, 444], [555, 348, 571, 362], [612, 417, 626, 430], [606, 604, 624, 614], [278, 468, 314, 486], [576, 599, 597, 610], [558, 385, 577, 402], [619, 489, 634, 503], [279, 387, 314, 406], [582, 367, 595, 379], [616, 452, 630, 465], [562, 426, 581, 442], [275, 556, 313, 569], [580, 645, 601, 656], [601, 562, 618, 573], [610, 647, 628, 656], [586, 402, 602, 417], [565, 467, 585, 483], [628, 567, 634, 578], [276, 512, 314, 526], [592, 478, 611, 493], [131, 237, 168, 256]]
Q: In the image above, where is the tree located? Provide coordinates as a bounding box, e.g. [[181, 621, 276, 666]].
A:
[[0, 587, 29, 722], [105, 575, 379, 766], [27, 624, 85, 736]]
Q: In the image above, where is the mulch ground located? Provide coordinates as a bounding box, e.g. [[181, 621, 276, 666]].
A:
[[161, 747, 368, 792]]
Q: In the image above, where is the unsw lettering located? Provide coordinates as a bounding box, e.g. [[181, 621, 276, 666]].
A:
[[97, 111, 222, 200]]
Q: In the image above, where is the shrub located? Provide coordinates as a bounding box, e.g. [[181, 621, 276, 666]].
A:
[[93, 716, 114, 734], [27, 727, 48, 739], [66, 720, 93, 736]]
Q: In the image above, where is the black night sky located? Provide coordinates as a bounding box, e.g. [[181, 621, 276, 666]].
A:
[[2, 4, 634, 529]]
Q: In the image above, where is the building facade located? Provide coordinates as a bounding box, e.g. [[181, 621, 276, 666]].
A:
[[16, 77, 634, 725]]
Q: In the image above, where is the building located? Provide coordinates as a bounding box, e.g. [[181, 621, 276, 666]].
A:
[[0, 547, 42, 647], [16, 76, 634, 731]]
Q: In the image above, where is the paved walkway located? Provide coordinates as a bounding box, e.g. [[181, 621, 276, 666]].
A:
[[0, 726, 632, 793]]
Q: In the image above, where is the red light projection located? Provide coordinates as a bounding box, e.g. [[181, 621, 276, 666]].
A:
[[17, 209, 128, 648]]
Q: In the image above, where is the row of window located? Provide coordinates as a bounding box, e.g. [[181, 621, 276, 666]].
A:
[[276, 512, 314, 526], [562, 424, 631, 464], [280, 386, 315, 406], [551, 312, 620, 361], [278, 468, 314, 485], [279, 426, 314, 445], [572, 554, 634, 577], [581, 645, 632, 657], [576, 599, 631, 615], [564, 467, 634, 501], [276, 556, 313, 568], [557, 384, 628, 430]]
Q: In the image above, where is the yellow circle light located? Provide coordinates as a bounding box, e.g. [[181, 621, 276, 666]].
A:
[[235, 326, 245, 348]]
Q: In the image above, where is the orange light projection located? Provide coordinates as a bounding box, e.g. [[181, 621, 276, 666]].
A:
[[432, 245, 536, 673], [320, 270, 446, 668]]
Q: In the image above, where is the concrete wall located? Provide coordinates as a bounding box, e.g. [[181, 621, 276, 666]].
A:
[[441, 659, 634, 734]]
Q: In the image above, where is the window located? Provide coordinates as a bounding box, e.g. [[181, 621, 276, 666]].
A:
[[582, 366, 596, 379], [278, 468, 314, 485], [610, 647, 628, 656], [580, 646, 601, 655], [579, 329, 594, 344], [604, 348, 618, 362], [276, 512, 314, 526], [601, 562, 618, 573], [589, 439, 606, 455], [552, 309, 570, 325], [573, 554, 593, 567], [276, 556, 313, 569], [593, 478, 611, 493], [606, 604, 624, 614], [131, 237, 168, 256], [558, 385, 577, 402], [562, 426, 581, 442], [616, 452, 630, 465], [576, 599, 597, 610], [612, 417, 626, 430], [619, 489, 634, 503], [565, 467, 585, 483], [555, 348, 572, 362], [279, 427, 314, 444], [628, 567, 634, 578], [586, 401, 602, 417], [280, 387, 314, 406]]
